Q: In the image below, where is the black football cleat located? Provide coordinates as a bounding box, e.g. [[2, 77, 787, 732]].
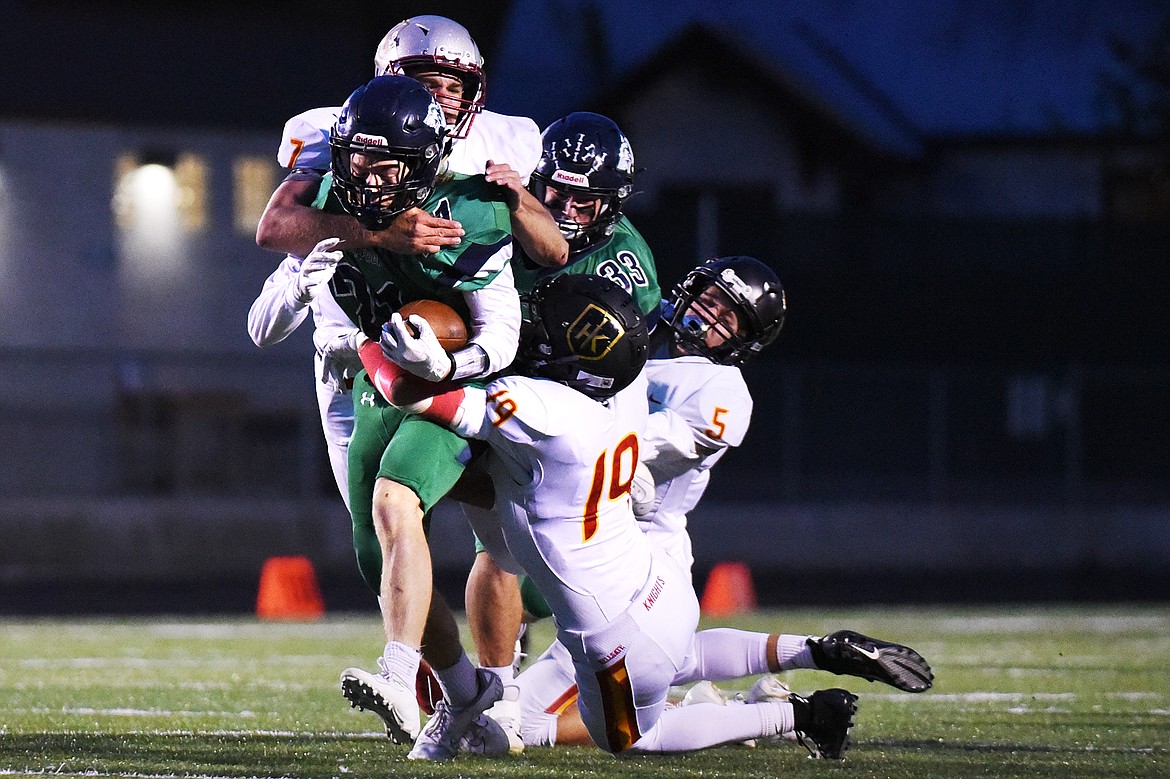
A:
[[790, 688, 858, 759], [808, 630, 934, 693]]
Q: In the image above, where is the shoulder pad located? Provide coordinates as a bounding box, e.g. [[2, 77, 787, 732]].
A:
[[277, 106, 341, 170]]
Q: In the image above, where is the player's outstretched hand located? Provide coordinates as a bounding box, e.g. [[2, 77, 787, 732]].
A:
[[292, 237, 343, 304], [371, 208, 464, 255], [484, 159, 524, 211], [380, 312, 454, 382], [316, 326, 363, 390]]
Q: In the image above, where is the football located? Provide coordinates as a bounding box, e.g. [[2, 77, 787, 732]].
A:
[[397, 299, 469, 350]]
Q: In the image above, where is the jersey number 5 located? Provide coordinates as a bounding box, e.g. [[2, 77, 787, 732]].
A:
[[583, 433, 639, 542]]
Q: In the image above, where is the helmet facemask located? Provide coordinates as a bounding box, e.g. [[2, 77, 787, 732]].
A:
[[529, 177, 625, 253], [393, 62, 485, 140], [329, 76, 448, 231], [664, 257, 786, 366], [330, 138, 443, 230]]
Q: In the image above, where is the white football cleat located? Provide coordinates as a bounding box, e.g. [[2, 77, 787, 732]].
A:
[[681, 680, 756, 747], [340, 658, 420, 744], [747, 674, 793, 702], [746, 674, 796, 744], [681, 680, 730, 707]]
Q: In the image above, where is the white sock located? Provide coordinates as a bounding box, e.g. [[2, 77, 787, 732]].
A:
[[777, 634, 818, 670], [483, 664, 515, 686], [681, 628, 772, 682], [381, 641, 421, 685], [641, 699, 795, 751], [434, 650, 480, 707]]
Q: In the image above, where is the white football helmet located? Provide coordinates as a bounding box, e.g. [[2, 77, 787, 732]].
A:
[[374, 15, 485, 139]]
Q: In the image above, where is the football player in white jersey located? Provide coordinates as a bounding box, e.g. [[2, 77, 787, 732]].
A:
[[247, 15, 566, 748], [355, 273, 864, 760], [510, 257, 934, 751]]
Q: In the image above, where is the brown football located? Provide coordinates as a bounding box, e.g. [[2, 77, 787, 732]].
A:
[[397, 299, 469, 350]]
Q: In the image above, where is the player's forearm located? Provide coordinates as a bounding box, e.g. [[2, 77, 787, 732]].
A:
[[358, 340, 466, 425], [247, 286, 309, 347], [256, 204, 374, 257], [247, 260, 310, 346], [510, 188, 568, 268]]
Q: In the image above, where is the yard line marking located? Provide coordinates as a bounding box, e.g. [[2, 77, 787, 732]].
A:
[[6, 707, 261, 717], [0, 729, 385, 738], [17, 656, 343, 669], [0, 767, 304, 771], [823, 691, 1167, 703], [9, 681, 320, 692]]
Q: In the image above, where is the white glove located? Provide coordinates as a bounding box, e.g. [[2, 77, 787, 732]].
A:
[[631, 461, 657, 518], [291, 237, 343, 305], [380, 312, 454, 382], [316, 327, 363, 390]]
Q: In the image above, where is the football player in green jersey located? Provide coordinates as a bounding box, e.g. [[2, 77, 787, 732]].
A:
[[321, 75, 516, 759], [517, 112, 661, 322]]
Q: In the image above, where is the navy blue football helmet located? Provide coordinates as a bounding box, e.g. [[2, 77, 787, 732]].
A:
[[529, 112, 635, 254], [330, 75, 448, 230], [662, 256, 786, 365], [520, 274, 648, 399]]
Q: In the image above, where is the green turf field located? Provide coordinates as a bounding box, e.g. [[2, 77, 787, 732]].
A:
[[1, 604, 1166, 778]]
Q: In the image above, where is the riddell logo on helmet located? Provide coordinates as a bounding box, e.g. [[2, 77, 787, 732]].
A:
[[434, 44, 476, 64], [352, 133, 388, 146], [552, 170, 589, 187]]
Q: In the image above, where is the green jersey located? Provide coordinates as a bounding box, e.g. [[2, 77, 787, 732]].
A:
[[321, 173, 514, 338], [512, 215, 661, 324]]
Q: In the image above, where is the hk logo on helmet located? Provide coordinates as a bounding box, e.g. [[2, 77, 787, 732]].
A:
[[566, 304, 624, 361]]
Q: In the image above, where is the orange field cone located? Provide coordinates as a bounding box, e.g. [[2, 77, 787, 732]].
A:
[[700, 561, 757, 616], [256, 555, 325, 620]]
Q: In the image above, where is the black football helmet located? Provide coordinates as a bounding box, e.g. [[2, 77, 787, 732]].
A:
[[529, 112, 635, 254], [330, 75, 448, 230], [662, 256, 786, 365], [519, 274, 649, 399]]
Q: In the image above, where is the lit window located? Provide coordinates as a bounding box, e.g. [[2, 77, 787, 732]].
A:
[[234, 155, 278, 234], [112, 150, 207, 232], [175, 154, 208, 230]]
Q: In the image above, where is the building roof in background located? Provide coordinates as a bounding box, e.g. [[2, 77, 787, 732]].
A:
[[488, 0, 1165, 148]]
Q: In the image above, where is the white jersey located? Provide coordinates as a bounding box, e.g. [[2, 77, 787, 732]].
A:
[[432, 370, 790, 755], [277, 107, 541, 181], [452, 374, 653, 635], [639, 355, 753, 572]]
